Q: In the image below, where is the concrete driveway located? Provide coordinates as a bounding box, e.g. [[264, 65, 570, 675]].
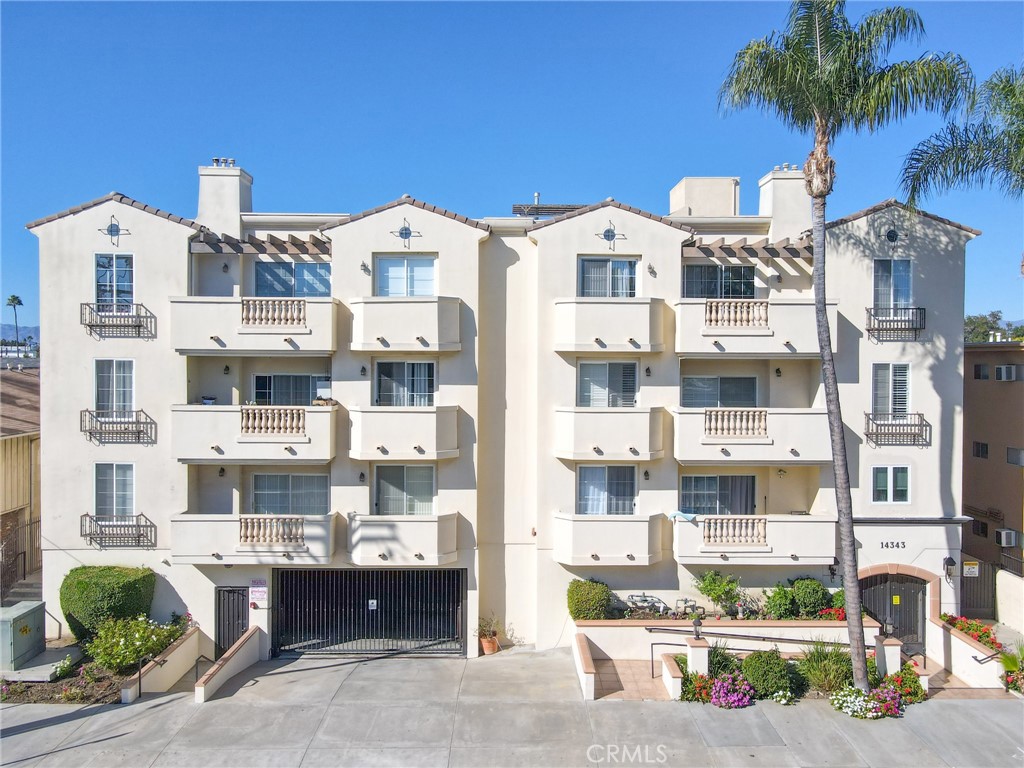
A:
[[2, 648, 1022, 767]]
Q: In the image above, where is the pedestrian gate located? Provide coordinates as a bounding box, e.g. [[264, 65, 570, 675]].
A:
[[859, 574, 926, 655], [959, 558, 997, 619], [272, 569, 465, 656], [215, 587, 250, 658]]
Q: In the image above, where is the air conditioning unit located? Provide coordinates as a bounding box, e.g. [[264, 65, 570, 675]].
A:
[[995, 528, 1018, 548], [995, 365, 1017, 381]]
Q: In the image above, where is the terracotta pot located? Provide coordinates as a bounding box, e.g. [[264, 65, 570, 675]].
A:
[[480, 635, 500, 655]]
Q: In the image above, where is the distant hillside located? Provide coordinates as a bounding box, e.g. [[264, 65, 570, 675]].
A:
[[0, 324, 40, 342]]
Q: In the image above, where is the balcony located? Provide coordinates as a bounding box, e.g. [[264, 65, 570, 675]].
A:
[[169, 296, 337, 355], [349, 406, 459, 461], [864, 412, 930, 446], [554, 407, 664, 461], [554, 297, 665, 354], [673, 407, 831, 464], [170, 513, 338, 565], [865, 307, 926, 339], [349, 296, 461, 353], [674, 298, 837, 357], [552, 512, 665, 566], [674, 513, 838, 565], [347, 512, 458, 566], [80, 514, 158, 548], [170, 404, 337, 463], [80, 303, 156, 338], [80, 410, 157, 444]]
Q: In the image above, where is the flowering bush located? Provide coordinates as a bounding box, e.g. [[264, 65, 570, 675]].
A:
[[818, 607, 846, 621], [940, 613, 1003, 651], [87, 615, 186, 674], [1004, 671, 1022, 693], [53, 654, 76, 680], [710, 673, 755, 709], [879, 663, 926, 704], [771, 689, 796, 705], [830, 686, 904, 719], [680, 673, 714, 703]]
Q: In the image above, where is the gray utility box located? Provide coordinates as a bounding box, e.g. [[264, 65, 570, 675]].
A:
[[1, 601, 46, 670]]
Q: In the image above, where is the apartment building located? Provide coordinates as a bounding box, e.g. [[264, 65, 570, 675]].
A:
[[28, 160, 977, 660], [963, 340, 1024, 573]]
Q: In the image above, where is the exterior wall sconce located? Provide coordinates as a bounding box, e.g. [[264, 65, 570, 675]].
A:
[[646, 263, 656, 276], [283, 337, 293, 343], [360, 366, 367, 376], [643, 470, 650, 480], [361, 261, 371, 274], [775, 367, 782, 377], [416, 336, 426, 344], [222, 263, 230, 273], [359, 472, 366, 482], [777, 469, 787, 478], [223, 365, 231, 375], [645, 367, 652, 377], [943, 555, 957, 578], [218, 467, 225, 477]]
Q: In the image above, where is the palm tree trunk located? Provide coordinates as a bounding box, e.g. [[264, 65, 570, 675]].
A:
[[12, 305, 19, 354], [811, 194, 870, 692]]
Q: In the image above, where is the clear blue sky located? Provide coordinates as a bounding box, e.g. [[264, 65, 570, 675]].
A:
[[2, 1, 1021, 327]]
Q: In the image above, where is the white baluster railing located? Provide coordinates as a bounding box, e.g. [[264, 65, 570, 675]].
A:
[[240, 406, 306, 435], [704, 408, 768, 438], [241, 298, 306, 326], [704, 299, 769, 328], [703, 516, 767, 546], [239, 516, 305, 546]]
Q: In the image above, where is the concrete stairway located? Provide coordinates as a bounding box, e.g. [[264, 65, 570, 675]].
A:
[[2, 570, 42, 607]]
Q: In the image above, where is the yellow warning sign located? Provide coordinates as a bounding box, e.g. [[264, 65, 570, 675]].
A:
[[892, 595, 901, 605]]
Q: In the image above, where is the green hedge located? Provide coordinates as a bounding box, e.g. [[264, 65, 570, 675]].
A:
[[59, 566, 156, 641], [741, 649, 791, 698], [567, 579, 613, 620], [792, 578, 830, 617]]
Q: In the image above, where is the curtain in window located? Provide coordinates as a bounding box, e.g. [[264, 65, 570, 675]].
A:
[[891, 261, 911, 308], [375, 258, 406, 297], [408, 363, 434, 406], [290, 475, 329, 515], [892, 467, 909, 502], [872, 364, 891, 416], [681, 475, 754, 514], [719, 476, 755, 514], [294, 263, 331, 297], [722, 266, 755, 299], [376, 363, 434, 406], [407, 258, 435, 297], [95, 255, 134, 312], [610, 260, 636, 298], [681, 476, 718, 515], [579, 260, 609, 298], [874, 260, 912, 315], [255, 262, 293, 297], [577, 467, 606, 515], [254, 374, 321, 406], [375, 466, 434, 515], [682, 377, 717, 408], [253, 474, 291, 515], [376, 466, 405, 514], [683, 265, 721, 298], [95, 464, 134, 519], [95, 360, 133, 415], [405, 466, 434, 514], [578, 363, 609, 407], [872, 467, 889, 502], [376, 362, 399, 406], [606, 467, 635, 515]]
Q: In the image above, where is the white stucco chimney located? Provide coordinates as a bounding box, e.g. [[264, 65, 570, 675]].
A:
[[196, 158, 253, 238], [668, 177, 740, 217], [758, 164, 811, 241]]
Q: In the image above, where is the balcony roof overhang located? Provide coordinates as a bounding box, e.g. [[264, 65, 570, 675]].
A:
[[189, 230, 331, 256]]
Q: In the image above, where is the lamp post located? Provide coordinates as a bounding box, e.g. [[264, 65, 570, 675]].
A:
[[692, 617, 703, 640]]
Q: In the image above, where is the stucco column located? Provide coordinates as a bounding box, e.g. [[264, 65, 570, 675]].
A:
[[686, 637, 710, 675], [874, 634, 902, 677]]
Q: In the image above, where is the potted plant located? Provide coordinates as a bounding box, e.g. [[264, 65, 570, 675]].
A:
[[477, 614, 503, 655]]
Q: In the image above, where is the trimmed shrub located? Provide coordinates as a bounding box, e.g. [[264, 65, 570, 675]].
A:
[[567, 579, 613, 621], [87, 615, 185, 674], [791, 578, 830, 617], [798, 640, 854, 693], [693, 570, 742, 611], [763, 584, 798, 619], [741, 649, 791, 698], [831, 589, 846, 609], [60, 566, 156, 641]]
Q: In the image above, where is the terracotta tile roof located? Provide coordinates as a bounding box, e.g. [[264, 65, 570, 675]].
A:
[[527, 199, 697, 234], [25, 192, 205, 231], [318, 195, 490, 233], [0, 367, 40, 436], [825, 199, 981, 236]]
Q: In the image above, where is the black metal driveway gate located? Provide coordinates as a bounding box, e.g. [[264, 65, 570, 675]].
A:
[[272, 568, 466, 656]]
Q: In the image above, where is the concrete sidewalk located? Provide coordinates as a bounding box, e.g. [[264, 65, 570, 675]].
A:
[[1, 649, 1022, 767]]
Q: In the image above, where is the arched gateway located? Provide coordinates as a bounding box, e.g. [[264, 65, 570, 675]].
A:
[[857, 564, 940, 656]]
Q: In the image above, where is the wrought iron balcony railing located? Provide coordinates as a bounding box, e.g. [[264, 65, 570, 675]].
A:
[[80, 303, 156, 337], [864, 412, 929, 445], [81, 514, 157, 548], [865, 307, 926, 338], [80, 410, 157, 443]]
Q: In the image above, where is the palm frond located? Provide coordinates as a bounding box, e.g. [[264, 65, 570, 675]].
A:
[[720, 37, 815, 131], [852, 53, 973, 131], [852, 6, 924, 62]]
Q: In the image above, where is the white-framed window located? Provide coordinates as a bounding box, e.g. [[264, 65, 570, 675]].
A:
[[376, 362, 435, 406], [578, 362, 637, 407], [254, 261, 331, 298], [577, 466, 635, 515], [253, 374, 330, 406], [95, 359, 134, 416], [872, 259, 912, 314], [95, 463, 134, 520], [680, 475, 756, 515], [95, 254, 134, 313], [578, 258, 637, 298], [681, 376, 757, 408], [683, 264, 755, 299], [972, 441, 989, 459], [252, 474, 329, 515], [871, 466, 910, 503], [375, 255, 435, 297], [1008, 447, 1024, 467], [871, 363, 910, 418], [375, 465, 435, 515]]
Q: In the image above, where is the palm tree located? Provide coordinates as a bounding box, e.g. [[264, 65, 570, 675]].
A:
[[902, 65, 1024, 203], [6, 295, 23, 354], [721, 0, 972, 690]]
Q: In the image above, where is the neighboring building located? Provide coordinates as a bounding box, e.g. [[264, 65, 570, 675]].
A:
[[963, 340, 1024, 574], [1, 364, 41, 601], [27, 160, 978, 660]]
